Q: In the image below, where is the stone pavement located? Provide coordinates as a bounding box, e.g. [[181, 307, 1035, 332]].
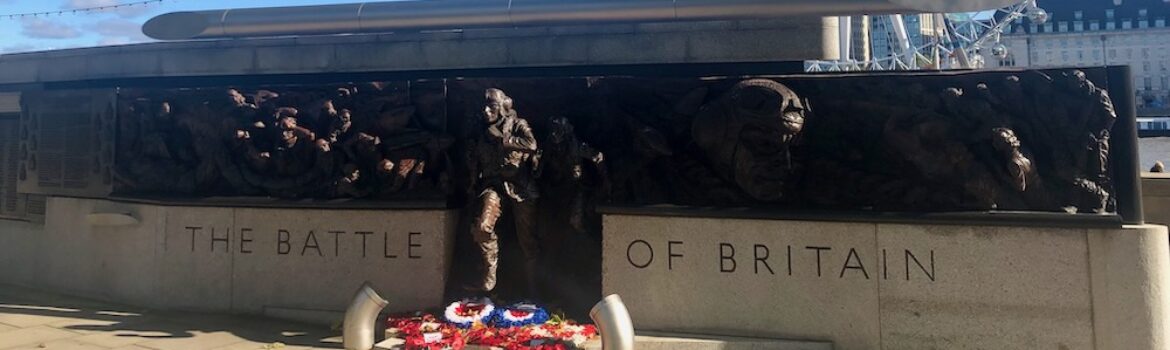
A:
[[0, 284, 343, 350]]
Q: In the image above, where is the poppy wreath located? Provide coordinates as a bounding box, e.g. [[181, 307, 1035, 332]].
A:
[[494, 323, 598, 350], [387, 314, 466, 350], [490, 302, 551, 328], [443, 298, 496, 329], [403, 332, 465, 350]]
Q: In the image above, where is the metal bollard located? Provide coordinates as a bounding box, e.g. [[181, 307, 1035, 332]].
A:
[[343, 282, 389, 350], [589, 294, 636, 350]]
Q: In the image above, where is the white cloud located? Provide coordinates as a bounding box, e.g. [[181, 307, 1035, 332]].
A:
[[0, 44, 39, 54], [61, 0, 158, 18], [84, 18, 151, 45], [20, 18, 82, 39], [97, 37, 130, 46], [62, 0, 116, 7], [85, 18, 144, 37]]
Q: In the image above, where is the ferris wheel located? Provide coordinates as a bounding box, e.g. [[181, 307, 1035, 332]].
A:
[[806, 0, 1049, 72]]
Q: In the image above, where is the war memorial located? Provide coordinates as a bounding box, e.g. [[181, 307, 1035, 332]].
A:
[[0, 0, 1168, 349]]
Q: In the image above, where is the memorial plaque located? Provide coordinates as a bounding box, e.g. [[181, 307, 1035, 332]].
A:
[[18, 89, 115, 197], [0, 118, 22, 219], [96, 68, 1130, 306]]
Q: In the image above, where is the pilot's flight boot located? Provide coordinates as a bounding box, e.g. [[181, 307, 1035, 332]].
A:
[[468, 190, 502, 293], [477, 239, 500, 292]]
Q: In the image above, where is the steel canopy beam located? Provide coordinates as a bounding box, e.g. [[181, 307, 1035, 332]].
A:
[[143, 0, 1020, 40]]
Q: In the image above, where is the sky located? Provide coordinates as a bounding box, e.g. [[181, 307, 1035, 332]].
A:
[[0, 0, 362, 54]]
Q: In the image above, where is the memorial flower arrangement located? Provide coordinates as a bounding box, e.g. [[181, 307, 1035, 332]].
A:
[[443, 298, 496, 329], [388, 299, 598, 350], [491, 302, 550, 328], [388, 314, 466, 350]]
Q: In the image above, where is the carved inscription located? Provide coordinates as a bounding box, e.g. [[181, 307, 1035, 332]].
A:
[[180, 226, 426, 259], [625, 240, 936, 282]]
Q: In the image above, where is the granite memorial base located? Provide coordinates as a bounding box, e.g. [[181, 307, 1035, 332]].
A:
[[0, 197, 457, 324], [1143, 173, 1170, 227], [602, 213, 1170, 350]]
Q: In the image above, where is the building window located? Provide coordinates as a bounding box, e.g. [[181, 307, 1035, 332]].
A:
[[1140, 9, 1148, 18], [1075, 11, 1083, 20], [1078, 51, 1085, 60], [1141, 20, 1150, 29], [1093, 50, 1101, 61], [1110, 49, 1117, 59], [1107, 9, 1115, 19], [1107, 21, 1116, 30], [1157, 19, 1166, 27], [1123, 20, 1132, 29], [1144, 48, 1151, 58], [1128, 48, 1134, 59], [1062, 51, 1070, 62], [1090, 20, 1100, 30], [1145, 62, 1152, 71], [1162, 76, 1169, 90], [1145, 77, 1153, 90], [1059, 22, 1069, 32]]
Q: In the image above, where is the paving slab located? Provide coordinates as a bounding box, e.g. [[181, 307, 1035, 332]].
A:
[[0, 284, 342, 350], [0, 305, 91, 328], [582, 332, 833, 350], [70, 324, 189, 349], [3, 339, 111, 350], [0, 326, 80, 349], [135, 331, 252, 350]]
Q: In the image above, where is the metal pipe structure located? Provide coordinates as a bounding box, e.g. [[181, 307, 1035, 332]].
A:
[[590, 294, 635, 350], [888, 14, 913, 66], [342, 283, 389, 350], [143, 0, 1023, 40], [838, 16, 852, 61]]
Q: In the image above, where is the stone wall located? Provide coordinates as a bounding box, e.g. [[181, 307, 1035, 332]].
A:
[[1144, 173, 1170, 226], [602, 214, 1170, 350], [0, 197, 456, 324]]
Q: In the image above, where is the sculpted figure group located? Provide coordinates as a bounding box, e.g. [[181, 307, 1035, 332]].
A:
[[116, 83, 452, 200], [113, 70, 1120, 293]]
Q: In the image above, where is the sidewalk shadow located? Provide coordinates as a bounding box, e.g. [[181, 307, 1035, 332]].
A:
[[0, 285, 342, 349]]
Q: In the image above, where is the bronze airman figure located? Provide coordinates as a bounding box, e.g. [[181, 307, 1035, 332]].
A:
[[465, 88, 541, 292]]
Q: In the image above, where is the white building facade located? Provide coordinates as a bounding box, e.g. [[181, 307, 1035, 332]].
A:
[[999, 0, 1170, 113]]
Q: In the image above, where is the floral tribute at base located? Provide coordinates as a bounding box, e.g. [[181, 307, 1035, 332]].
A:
[[388, 299, 598, 350]]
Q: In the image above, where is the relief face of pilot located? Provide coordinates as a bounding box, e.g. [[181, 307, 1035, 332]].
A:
[[483, 88, 511, 125], [693, 79, 806, 202]]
